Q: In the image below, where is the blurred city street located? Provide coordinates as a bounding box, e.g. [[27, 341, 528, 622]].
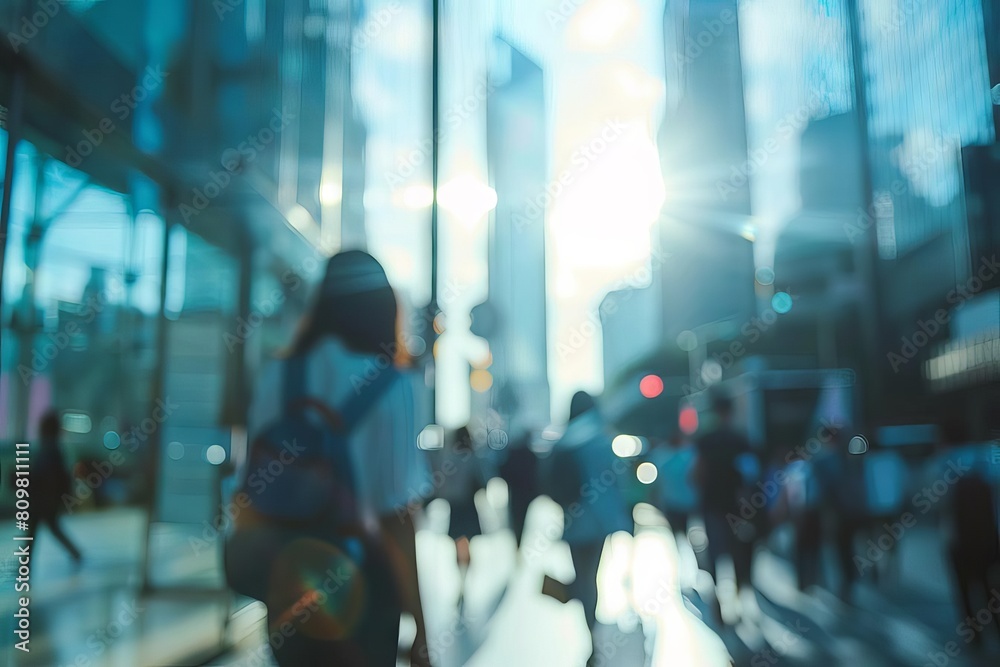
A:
[[2, 1, 1000, 665]]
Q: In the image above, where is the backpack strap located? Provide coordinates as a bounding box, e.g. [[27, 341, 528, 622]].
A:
[[338, 366, 400, 434], [283, 359, 400, 436]]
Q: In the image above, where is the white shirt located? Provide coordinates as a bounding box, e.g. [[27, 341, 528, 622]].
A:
[[247, 337, 431, 518]]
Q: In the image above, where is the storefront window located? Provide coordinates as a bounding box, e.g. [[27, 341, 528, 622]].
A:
[[0, 146, 164, 510]]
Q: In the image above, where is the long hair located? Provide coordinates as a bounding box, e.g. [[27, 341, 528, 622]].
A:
[[289, 250, 398, 357]]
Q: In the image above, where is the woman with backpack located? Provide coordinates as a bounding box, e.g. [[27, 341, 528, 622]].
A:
[[228, 250, 431, 666]]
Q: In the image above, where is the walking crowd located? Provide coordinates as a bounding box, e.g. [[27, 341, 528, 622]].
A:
[[29, 251, 1000, 666]]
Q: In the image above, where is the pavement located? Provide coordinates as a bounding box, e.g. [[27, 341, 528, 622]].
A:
[[2, 498, 1000, 666]]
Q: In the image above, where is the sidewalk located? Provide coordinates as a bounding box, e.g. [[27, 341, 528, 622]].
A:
[[0, 508, 233, 667], [741, 523, 1000, 667], [3, 505, 997, 666], [209, 497, 732, 667]]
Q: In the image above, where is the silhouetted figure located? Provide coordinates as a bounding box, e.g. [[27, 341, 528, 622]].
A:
[[546, 391, 631, 666], [786, 424, 864, 596], [940, 421, 1000, 643], [437, 426, 485, 608], [29, 410, 82, 562], [692, 392, 754, 601], [757, 452, 788, 541], [949, 473, 1000, 641], [821, 427, 867, 599], [649, 431, 698, 537], [784, 452, 822, 591], [498, 431, 538, 548]]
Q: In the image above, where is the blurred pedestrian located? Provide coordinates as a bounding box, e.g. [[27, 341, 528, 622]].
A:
[[938, 420, 1000, 643], [27, 409, 82, 563], [544, 391, 632, 666], [779, 423, 860, 595], [498, 430, 539, 548], [692, 391, 754, 606], [814, 425, 866, 599], [649, 430, 698, 537], [437, 426, 486, 609], [948, 472, 1000, 641]]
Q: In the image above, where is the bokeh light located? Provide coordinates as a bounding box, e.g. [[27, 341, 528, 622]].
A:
[[700, 359, 723, 385], [612, 434, 643, 457], [639, 374, 664, 398], [167, 441, 185, 461], [103, 431, 121, 450], [636, 462, 658, 484], [679, 405, 699, 435], [470, 369, 494, 393], [755, 267, 775, 285], [206, 444, 227, 465], [772, 291, 793, 314], [417, 425, 445, 450], [676, 330, 699, 352], [849, 435, 870, 455]]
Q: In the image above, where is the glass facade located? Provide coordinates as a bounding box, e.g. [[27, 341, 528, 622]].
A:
[[739, 0, 856, 222], [0, 141, 165, 507], [859, 0, 995, 258]]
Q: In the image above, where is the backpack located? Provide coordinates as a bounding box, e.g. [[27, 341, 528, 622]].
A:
[[225, 353, 399, 602]]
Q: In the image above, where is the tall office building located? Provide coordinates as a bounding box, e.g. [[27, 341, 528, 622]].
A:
[[597, 0, 755, 419], [481, 41, 550, 434], [657, 0, 755, 340]]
